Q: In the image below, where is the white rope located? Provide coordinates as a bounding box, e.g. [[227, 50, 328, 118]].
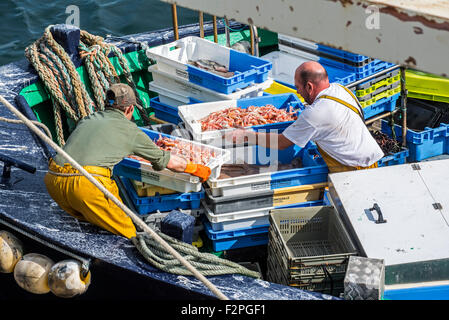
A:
[[0, 95, 229, 300]]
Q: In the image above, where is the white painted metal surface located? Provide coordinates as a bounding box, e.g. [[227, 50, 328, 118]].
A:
[[328, 160, 449, 267], [160, 0, 449, 77]]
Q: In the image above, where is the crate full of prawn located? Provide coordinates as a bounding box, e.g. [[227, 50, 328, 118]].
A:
[[113, 128, 231, 193], [178, 93, 304, 147], [146, 36, 272, 94]]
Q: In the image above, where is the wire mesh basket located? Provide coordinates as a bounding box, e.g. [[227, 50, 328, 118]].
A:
[[267, 206, 358, 293]]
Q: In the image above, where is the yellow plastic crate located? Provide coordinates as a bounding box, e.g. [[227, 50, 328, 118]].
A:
[[356, 74, 400, 98], [360, 85, 401, 108], [406, 69, 449, 103], [272, 183, 327, 207], [264, 81, 305, 103], [130, 179, 177, 197]]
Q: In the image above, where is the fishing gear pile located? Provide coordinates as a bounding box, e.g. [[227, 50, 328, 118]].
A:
[[371, 130, 402, 154]]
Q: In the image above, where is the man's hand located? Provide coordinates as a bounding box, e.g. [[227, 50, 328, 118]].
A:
[[224, 128, 256, 145], [184, 163, 211, 182]]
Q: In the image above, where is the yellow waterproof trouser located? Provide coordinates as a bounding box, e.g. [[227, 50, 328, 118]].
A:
[[44, 160, 136, 239], [317, 145, 378, 174]]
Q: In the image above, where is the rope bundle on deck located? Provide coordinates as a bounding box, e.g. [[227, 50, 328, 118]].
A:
[[132, 231, 261, 279], [25, 25, 150, 146]]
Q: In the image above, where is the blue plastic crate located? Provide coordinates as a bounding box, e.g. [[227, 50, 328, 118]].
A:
[[384, 284, 449, 300], [147, 37, 273, 95], [150, 96, 201, 124], [204, 221, 269, 252], [187, 49, 272, 94], [377, 147, 409, 167], [362, 92, 400, 119], [113, 127, 230, 193], [323, 189, 331, 206], [181, 93, 304, 143], [278, 35, 370, 64], [239, 93, 304, 131], [381, 119, 449, 162], [276, 62, 356, 88], [203, 200, 325, 251], [270, 166, 329, 190], [303, 139, 408, 169], [319, 56, 396, 80], [301, 144, 327, 168], [121, 177, 204, 214], [315, 43, 370, 64]]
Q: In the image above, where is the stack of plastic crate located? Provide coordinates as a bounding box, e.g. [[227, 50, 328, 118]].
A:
[[262, 34, 400, 120], [145, 36, 274, 124], [201, 143, 329, 253], [267, 206, 358, 295], [113, 127, 230, 216], [277, 34, 395, 81], [382, 70, 449, 162]]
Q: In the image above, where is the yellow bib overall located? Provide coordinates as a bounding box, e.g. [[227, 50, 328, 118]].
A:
[[315, 85, 378, 173]]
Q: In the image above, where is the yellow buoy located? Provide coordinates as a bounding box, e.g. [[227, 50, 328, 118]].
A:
[[0, 230, 24, 273], [48, 260, 91, 298], [14, 253, 54, 294]]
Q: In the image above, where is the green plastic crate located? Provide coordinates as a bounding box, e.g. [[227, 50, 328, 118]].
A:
[[406, 69, 449, 103]]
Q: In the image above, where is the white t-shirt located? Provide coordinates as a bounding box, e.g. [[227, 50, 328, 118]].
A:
[[282, 83, 384, 167]]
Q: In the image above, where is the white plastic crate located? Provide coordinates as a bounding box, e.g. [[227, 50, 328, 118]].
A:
[[146, 36, 272, 94], [207, 170, 274, 197], [149, 81, 194, 107], [149, 65, 273, 103], [177, 93, 301, 146], [261, 50, 356, 87], [203, 200, 272, 231], [262, 51, 308, 87], [114, 128, 231, 193]]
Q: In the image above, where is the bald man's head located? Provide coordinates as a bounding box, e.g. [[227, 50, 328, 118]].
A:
[[294, 62, 330, 104], [296, 61, 328, 85]]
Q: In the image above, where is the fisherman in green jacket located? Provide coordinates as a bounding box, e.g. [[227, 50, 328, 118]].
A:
[[44, 83, 211, 239]]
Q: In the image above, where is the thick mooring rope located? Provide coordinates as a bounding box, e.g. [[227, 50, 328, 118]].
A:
[[24, 25, 151, 146], [133, 231, 260, 278], [78, 30, 151, 124], [0, 94, 230, 300]]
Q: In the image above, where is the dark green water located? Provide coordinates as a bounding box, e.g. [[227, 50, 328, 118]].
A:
[[0, 0, 202, 66]]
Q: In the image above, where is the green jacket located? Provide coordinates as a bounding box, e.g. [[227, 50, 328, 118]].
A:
[[54, 108, 170, 171]]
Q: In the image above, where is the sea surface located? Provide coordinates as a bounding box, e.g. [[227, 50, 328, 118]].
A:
[[0, 0, 203, 66]]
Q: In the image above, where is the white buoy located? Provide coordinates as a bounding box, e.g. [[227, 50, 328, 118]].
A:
[[0, 230, 24, 273], [48, 260, 91, 298], [14, 253, 54, 294]]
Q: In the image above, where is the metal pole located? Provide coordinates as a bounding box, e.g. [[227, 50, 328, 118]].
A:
[[225, 17, 230, 47], [400, 66, 408, 147], [213, 16, 218, 43], [199, 11, 204, 38], [171, 4, 179, 40], [365, 109, 399, 125], [249, 24, 255, 56]]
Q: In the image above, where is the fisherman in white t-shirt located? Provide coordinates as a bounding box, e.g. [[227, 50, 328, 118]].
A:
[[228, 61, 384, 173]]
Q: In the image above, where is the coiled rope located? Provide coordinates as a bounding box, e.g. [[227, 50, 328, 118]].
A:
[[1, 94, 265, 300], [133, 231, 260, 278], [24, 25, 151, 146]]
